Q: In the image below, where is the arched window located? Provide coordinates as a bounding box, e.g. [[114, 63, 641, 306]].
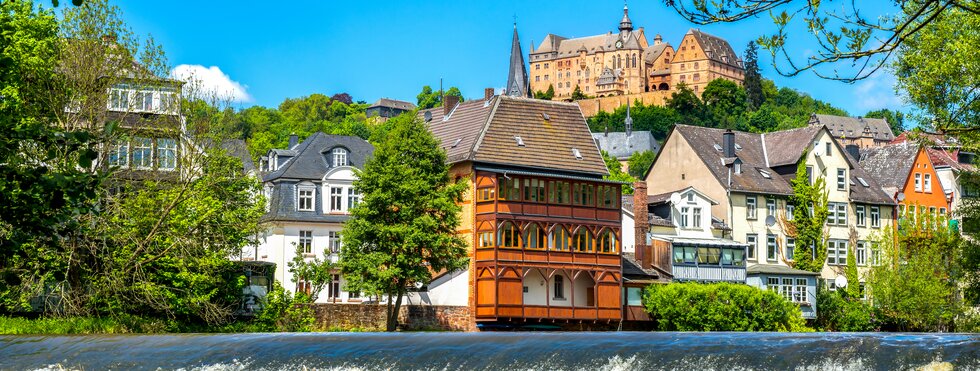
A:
[[617, 55, 622, 69], [550, 226, 570, 251], [573, 227, 593, 252], [497, 221, 521, 248], [525, 224, 546, 250], [332, 148, 348, 167], [597, 229, 618, 253], [632, 54, 637, 68]]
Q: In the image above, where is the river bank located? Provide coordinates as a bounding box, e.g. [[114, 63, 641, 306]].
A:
[[2, 332, 977, 370]]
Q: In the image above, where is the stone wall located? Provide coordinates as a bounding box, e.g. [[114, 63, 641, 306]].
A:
[[310, 304, 474, 332], [575, 91, 670, 117]]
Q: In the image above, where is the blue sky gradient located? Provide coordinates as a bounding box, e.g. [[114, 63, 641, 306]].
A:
[[105, 0, 906, 115]]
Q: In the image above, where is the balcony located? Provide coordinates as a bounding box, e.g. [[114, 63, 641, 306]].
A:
[[672, 265, 746, 282]]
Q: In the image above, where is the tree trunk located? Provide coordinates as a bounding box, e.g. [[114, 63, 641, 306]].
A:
[[386, 283, 405, 332]]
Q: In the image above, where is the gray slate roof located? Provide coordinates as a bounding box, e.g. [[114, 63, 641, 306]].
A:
[[858, 143, 919, 192], [666, 124, 894, 205], [747, 264, 821, 276], [263, 132, 374, 182], [368, 98, 416, 111], [592, 131, 660, 160], [811, 114, 895, 142]]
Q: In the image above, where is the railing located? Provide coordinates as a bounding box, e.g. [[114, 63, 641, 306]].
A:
[[672, 265, 746, 283]]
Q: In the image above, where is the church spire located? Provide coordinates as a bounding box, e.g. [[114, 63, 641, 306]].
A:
[[619, 2, 634, 33], [506, 22, 530, 98]]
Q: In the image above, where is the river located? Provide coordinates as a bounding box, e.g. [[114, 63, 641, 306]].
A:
[[2, 332, 979, 370]]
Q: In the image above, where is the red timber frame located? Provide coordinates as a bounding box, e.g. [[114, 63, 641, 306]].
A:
[[471, 170, 623, 323]]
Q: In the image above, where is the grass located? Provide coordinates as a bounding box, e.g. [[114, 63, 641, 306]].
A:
[[0, 315, 167, 335]]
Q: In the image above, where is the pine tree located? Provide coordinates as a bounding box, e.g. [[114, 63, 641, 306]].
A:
[[744, 41, 765, 111]]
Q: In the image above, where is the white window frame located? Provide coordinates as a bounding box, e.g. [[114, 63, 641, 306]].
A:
[[332, 148, 348, 167], [766, 234, 778, 261], [856, 241, 867, 266], [680, 207, 690, 228], [108, 140, 129, 167], [156, 138, 177, 170], [837, 168, 846, 191], [299, 230, 313, 254], [330, 187, 343, 212], [692, 207, 702, 228], [746, 234, 757, 260], [297, 187, 315, 212], [132, 137, 153, 169], [347, 187, 360, 209], [746, 196, 757, 219], [855, 205, 866, 227], [915, 173, 922, 192], [785, 237, 796, 261], [328, 231, 341, 254], [827, 239, 848, 266], [786, 204, 794, 221], [870, 206, 881, 228], [766, 198, 776, 218], [924, 174, 932, 192]]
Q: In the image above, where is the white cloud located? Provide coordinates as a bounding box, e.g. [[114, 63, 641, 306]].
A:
[[170, 64, 252, 103], [852, 71, 902, 112]]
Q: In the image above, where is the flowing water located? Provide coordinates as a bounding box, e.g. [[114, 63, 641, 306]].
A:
[[2, 332, 979, 370]]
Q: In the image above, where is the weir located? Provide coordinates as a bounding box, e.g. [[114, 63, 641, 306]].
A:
[[2, 332, 979, 370]]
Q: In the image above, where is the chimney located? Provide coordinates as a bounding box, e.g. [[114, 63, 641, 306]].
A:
[[443, 95, 460, 117], [633, 181, 651, 269], [484, 88, 495, 101], [723, 129, 735, 158], [288, 133, 298, 149]]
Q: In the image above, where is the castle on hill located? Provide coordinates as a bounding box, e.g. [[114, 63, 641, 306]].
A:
[[527, 4, 745, 99]]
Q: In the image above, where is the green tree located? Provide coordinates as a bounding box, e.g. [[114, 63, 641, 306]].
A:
[[287, 244, 334, 303], [601, 150, 637, 194], [743, 41, 765, 111], [788, 158, 830, 273], [643, 282, 809, 331], [534, 84, 555, 100], [739, 105, 778, 133], [894, 8, 980, 133], [416, 85, 463, 110], [570, 85, 589, 100], [340, 114, 468, 331], [864, 109, 906, 136], [843, 229, 861, 299], [701, 79, 747, 128], [587, 102, 679, 140], [666, 83, 706, 126], [627, 150, 656, 179]]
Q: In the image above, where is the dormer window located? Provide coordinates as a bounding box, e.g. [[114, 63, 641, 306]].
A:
[[332, 148, 348, 167], [297, 186, 315, 212], [734, 162, 741, 174]]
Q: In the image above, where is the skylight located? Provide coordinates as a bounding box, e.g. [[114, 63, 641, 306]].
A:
[[572, 148, 583, 160], [515, 135, 525, 147], [713, 144, 723, 152], [758, 169, 771, 179], [857, 177, 870, 187], [451, 138, 462, 148], [734, 143, 742, 150], [542, 113, 551, 121]]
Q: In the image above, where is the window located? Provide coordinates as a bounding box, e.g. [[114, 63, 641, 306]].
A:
[[597, 229, 617, 253], [598, 185, 618, 208], [550, 226, 570, 251], [806, 166, 814, 185], [524, 179, 546, 202], [548, 181, 570, 204], [109, 87, 129, 110], [680, 207, 690, 228], [721, 247, 745, 266], [856, 241, 867, 266], [870, 206, 881, 228], [553, 275, 565, 300], [924, 174, 932, 192], [827, 202, 848, 225], [328, 274, 341, 299], [693, 208, 702, 228], [697, 246, 721, 264], [573, 183, 594, 206], [498, 177, 521, 201], [827, 239, 848, 265], [837, 168, 846, 190], [108, 140, 128, 167], [328, 231, 341, 253], [746, 234, 757, 260], [674, 245, 697, 264], [332, 148, 348, 167], [785, 238, 796, 261], [746, 196, 757, 219], [137, 91, 153, 111], [330, 187, 343, 211], [786, 204, 795, 221], [476, 187, 495, 202], [856, 205, 866, 227], [347, 188, 360, 209], [297, 187, 314, 211], [572, 228, 593, 252], [497, 221, 521, 248], [296, 280, 311, 296], [871, 243, 882, 266], [941, 207, 947, 215], [915, 173, 922, 192], [766, 198, 776, 217], [825, 142, 832, 156], [132, 137, 153, 168], [299, 230, 313, 254], [160, 92, 176, 112], [478, 231, 493, 248], [766, 234, 778, 261], [526, 224, 546, 250], [157, 138, 177, 170]]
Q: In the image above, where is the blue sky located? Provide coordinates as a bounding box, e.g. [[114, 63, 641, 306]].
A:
[[106, 0, 907, 115]]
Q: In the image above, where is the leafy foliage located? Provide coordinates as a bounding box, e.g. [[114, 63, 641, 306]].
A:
[[287, 243, 334, 303], [626, 150, 655, 179], [642, 282, 810, 331], [416, 85, 463, 110], [534, 84, 555, 100], [340, 114, 468, 331], [788, 158, 829, 273], [601, 150, 636, 194], [814, 289, 879, 332]]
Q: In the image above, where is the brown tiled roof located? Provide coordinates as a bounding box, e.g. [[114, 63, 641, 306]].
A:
[[687, 29, 742, 67], [423, 96, 607, 176], [811, 114, 895, 141], [668, 124, 895, 205], [858, 143, 919, 191]]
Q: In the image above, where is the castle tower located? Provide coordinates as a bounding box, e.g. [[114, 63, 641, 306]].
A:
[[506, 23, 530, 98], [619, 3, 634, 35]]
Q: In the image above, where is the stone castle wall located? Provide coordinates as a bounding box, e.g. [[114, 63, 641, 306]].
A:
[[310, 304, 475, 331], [574, 91, 670, 117]]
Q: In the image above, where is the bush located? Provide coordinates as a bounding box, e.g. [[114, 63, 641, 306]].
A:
[[643, 282, 810, 331], [251, 283, 315, 332], [0, 315, 167, 335], [814, 289, 879, 331]]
